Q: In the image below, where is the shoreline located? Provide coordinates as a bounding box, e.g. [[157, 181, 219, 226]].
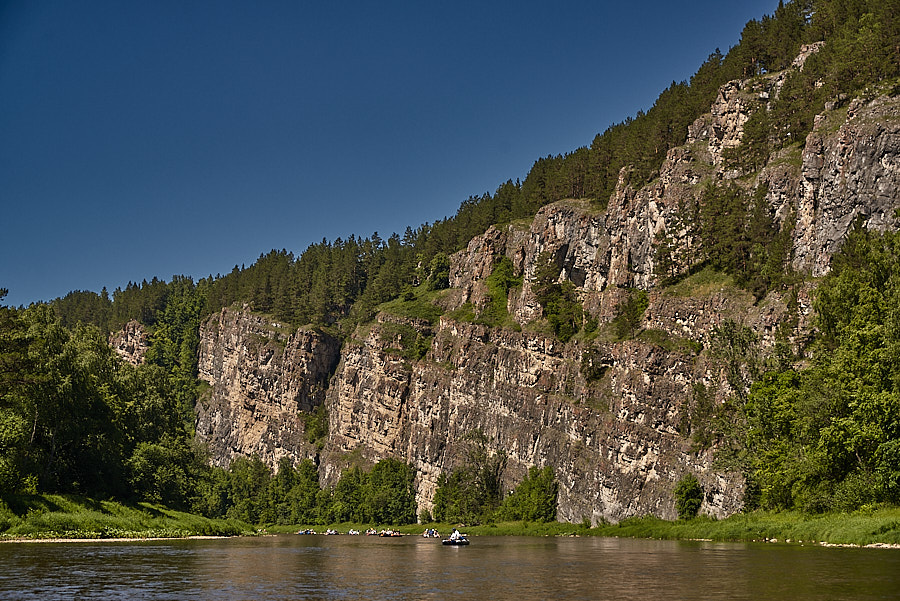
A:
[[0, 535, 232, 544], [0, 533, 900, 550], [3, 533, 898, 549]]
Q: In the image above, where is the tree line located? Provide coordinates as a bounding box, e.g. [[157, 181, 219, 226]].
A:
[[683, 227, 900, 512], [47, 1, 900, 342]]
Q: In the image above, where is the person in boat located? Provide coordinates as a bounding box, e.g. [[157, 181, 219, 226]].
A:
[[449, 528, 461, 541]]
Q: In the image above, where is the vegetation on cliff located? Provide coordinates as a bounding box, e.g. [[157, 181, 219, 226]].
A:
[[701, 227, 900, 513]]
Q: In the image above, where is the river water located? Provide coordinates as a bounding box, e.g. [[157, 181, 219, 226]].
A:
[[1, 534, 898, 600]]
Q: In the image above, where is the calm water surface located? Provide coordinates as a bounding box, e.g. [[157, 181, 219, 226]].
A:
[[1, 535, 898, 600]]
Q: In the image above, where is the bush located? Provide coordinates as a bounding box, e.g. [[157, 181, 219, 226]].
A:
[[497, 466, 558, 522], [674, 474, 703, 520]]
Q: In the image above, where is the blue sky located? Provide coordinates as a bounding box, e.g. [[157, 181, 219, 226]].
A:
[[1, 1, 781, 307]]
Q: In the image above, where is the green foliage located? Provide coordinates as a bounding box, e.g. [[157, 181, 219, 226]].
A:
[[329, 465, 370, 523], [723, 103, 771, 173], [380, 289, 444, 324], [698, 183, 794, 300], [497, 466, 558, 522], [696, 229, 900, 512], [477, 256, 522, 327], [674, 473, 704, 520], [585, 507, 900, 546], [710, 319, 762, 402], [366, 458, 417, 525], [0, 494, 251, 539], [579, 347, 609, 382], [304, 404, 328, 450], [127, 436, 206, 509], [378, 321, 433, 362], [665, 265, 736, 298], [52, 289, 114, 333], [680, 382, 717, 451], [0, 298, 204, 505], [183, 455, 420, 527], [426, 253, 451, 291], [433, 431, 507, 524], [447, 302, 476, 323], [612, 289, 649, 340], [141, 276, 207, 432], [637, 329, 703, 355], [531, 252, 584, 342]]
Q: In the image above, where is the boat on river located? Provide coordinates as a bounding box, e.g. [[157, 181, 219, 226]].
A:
[[442, 538, 470, 546]]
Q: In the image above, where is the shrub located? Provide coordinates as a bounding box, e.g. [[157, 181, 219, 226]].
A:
[[674, 473, 704, 520]]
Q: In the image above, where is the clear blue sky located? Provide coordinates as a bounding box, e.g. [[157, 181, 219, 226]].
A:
[[1, 1, 781, 308]]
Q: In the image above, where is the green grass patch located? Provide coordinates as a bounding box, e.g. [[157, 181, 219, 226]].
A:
[[664, 265, 742, 299], [446, 302, 477, 323], [0, 494, 253, 540], [637, 329, 703, 355], [379, 288, 445, 324], [13, 495, 898, 547], [587, 508, 900, 546], [767, 142, 804, 170], [378, 321, 433, 361]]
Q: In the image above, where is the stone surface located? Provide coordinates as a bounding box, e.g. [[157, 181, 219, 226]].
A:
[[195, 308, 341, 468], [109, 320, 149, 366], [792, 94, 900, 275]]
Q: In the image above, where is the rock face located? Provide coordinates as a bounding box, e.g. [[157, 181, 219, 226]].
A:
[[194, 57, 900, 522], [109, 320, 149, 365], [792, 95, 900, 275], [196, 308, 341, 468], [323, 315, 745, 522]]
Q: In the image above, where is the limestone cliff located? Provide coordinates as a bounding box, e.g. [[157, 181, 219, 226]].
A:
[[195, 308, 340, 468], [109, 320, 149, 366], [195, 56, 900, 522]]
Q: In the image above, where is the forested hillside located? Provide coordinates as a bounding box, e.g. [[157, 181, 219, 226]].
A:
[[3, 0, 900, 525]]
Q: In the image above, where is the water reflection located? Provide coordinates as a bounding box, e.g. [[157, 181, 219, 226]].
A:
[[0, 535, 897, 600]]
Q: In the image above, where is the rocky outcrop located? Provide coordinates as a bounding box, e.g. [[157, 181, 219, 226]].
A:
[[792, 94, 900, 275], [195, 308, 340, 468], [322, 314, 744, 523], [109, 320, 149, 365], [193, 53, 900, 523]]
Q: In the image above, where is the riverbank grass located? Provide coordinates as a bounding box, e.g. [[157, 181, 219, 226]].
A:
[[4, 495, 899, 546], [275, 507, 900, 547], [0, 494, 253, 540], [587, 508, 900, 546]]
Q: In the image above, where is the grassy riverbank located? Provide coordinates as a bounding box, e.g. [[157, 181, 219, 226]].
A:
[[3, 494, 899, 547], [274, 507, 900, 547], [0, 494, 253, 540], [586, 509, 900, 546]]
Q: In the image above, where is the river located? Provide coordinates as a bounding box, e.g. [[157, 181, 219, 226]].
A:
[[1, 534, 898, 600]]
